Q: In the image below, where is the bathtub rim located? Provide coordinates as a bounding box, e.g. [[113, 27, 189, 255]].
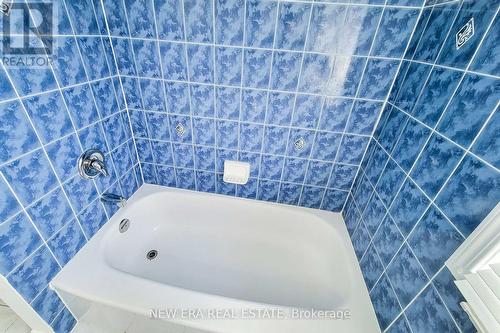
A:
[[50, 184, 380, 333]]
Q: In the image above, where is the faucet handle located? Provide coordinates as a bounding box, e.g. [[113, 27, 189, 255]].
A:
[[78, 149, 108, 179]]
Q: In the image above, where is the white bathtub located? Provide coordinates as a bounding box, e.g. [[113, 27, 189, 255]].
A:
[[51, 184, 380, 333]]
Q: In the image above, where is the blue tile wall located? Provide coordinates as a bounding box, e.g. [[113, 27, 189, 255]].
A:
[[0, 0, 141, 331], [113, 0, 423, 212], [344, 0, 500, 332]]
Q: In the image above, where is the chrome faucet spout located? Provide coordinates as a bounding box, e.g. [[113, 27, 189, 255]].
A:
[[100, 193, 126, 208], [91, 159, 108, 177]]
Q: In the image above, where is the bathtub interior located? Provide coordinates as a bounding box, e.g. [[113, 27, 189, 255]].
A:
[[102, 189, 353, 310], [0, 0, 497, 332]]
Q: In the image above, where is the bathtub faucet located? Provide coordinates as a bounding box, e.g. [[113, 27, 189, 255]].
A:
[[100, 193, 126, 208]]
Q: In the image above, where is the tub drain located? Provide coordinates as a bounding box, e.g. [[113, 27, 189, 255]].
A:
[[146, 250, 158, 260]]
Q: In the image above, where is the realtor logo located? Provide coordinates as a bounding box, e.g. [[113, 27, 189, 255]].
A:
[[1, 1, 54, 67], [456, 17, 474, 50]]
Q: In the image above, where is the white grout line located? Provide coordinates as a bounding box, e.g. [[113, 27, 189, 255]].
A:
[[150, 0, 180, 188], [352, 3, 500, 331], [255, 0, 282, 200], [284, 1, 314, 205], [121, 0, 160, 185], [98, 0, 146, 186]]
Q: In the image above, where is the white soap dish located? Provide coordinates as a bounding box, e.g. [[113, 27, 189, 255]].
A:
[[223, 160, 250, 185]]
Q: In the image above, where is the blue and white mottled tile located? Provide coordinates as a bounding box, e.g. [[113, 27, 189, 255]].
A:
[[266, 92, 294, 126], [271, 51, 301, 91], [140, 79, 165, 111], [408, 205, 463, 276], [172, 143, 195, 168], [245, 0, 278, 48], [111, 38, 136, 75], [184, 0, 213, 42], [241, 89, 266, 123], [437, 73, 500, 148], [46, 134, 81, 183], [124, 0, 155, 38], [62, 84, 98, 129], [243, 49, 272, 89], [327, 56, 366, 97], [175, 168, 196, 190], [257, 179, 279, 202], [406, 284, 459, 333], [0, 212, 42, 275], [156, 165, 176, 187], [471, 109, 500, 169], [305, 161, 332, 186], [0, 101, 39, 164], [360, 244, 384, 291], [216, 86, 240, 120], [152, 141, 174, 165], [31, 287, 64, 325], [22, 92, 72, 144], [436, 154, 500, 237], [311, 131, 341, 161], [392, 118, 431, 172], [237, 178, 258, 199], [239, 123, 264, 152], [154, 0, 184, 40], [165, 82, 190, 115], [292, 94, 322, 129], [77, 199, 107, 239], [358, 59, 399, 100], [196, 171, 216, 193], [387, 244, 428, 307], [433, 268, 475, 332], [216, 120, 239, 149], [7, 246, 59, 302], [372, 215, 404, 267], [47, 219, 86, 267], [318, 98, 352, 132], [299, 186, 324, 209], [187, 44, 214, 83], [132, 39, 161, 78], [193, 118, 216, 146], [215, 0, 244, 45], [263, 125, 288, 155], [1, 150, 58, 206], [275, 2, 311, 51], [389, 178, 429, 237], [92, 78, 119, 119], [77, 37, 109, 80], [411, 133, 464, 199], [215, 46, 242, 85], [306, 4, 346, 54], [260, 155, 284, 180], [346, 101, 382, 135], [278, 183, 302, 205], [298, 53, 332, 94], [282, 158, 307, 183], [63, 176, 98, 213], [146, 112, 170, 141], [102, 0, 129, 36], [336, 135, 369, 165], [341, 6, 382, 56], [329, 164, 357, 190], [51, 37, 86, 87], [372, 8, 419, 58], [160, 42, 187, 80]]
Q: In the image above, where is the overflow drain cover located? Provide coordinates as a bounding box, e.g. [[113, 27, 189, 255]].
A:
[[146, 250, 158, 260]]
